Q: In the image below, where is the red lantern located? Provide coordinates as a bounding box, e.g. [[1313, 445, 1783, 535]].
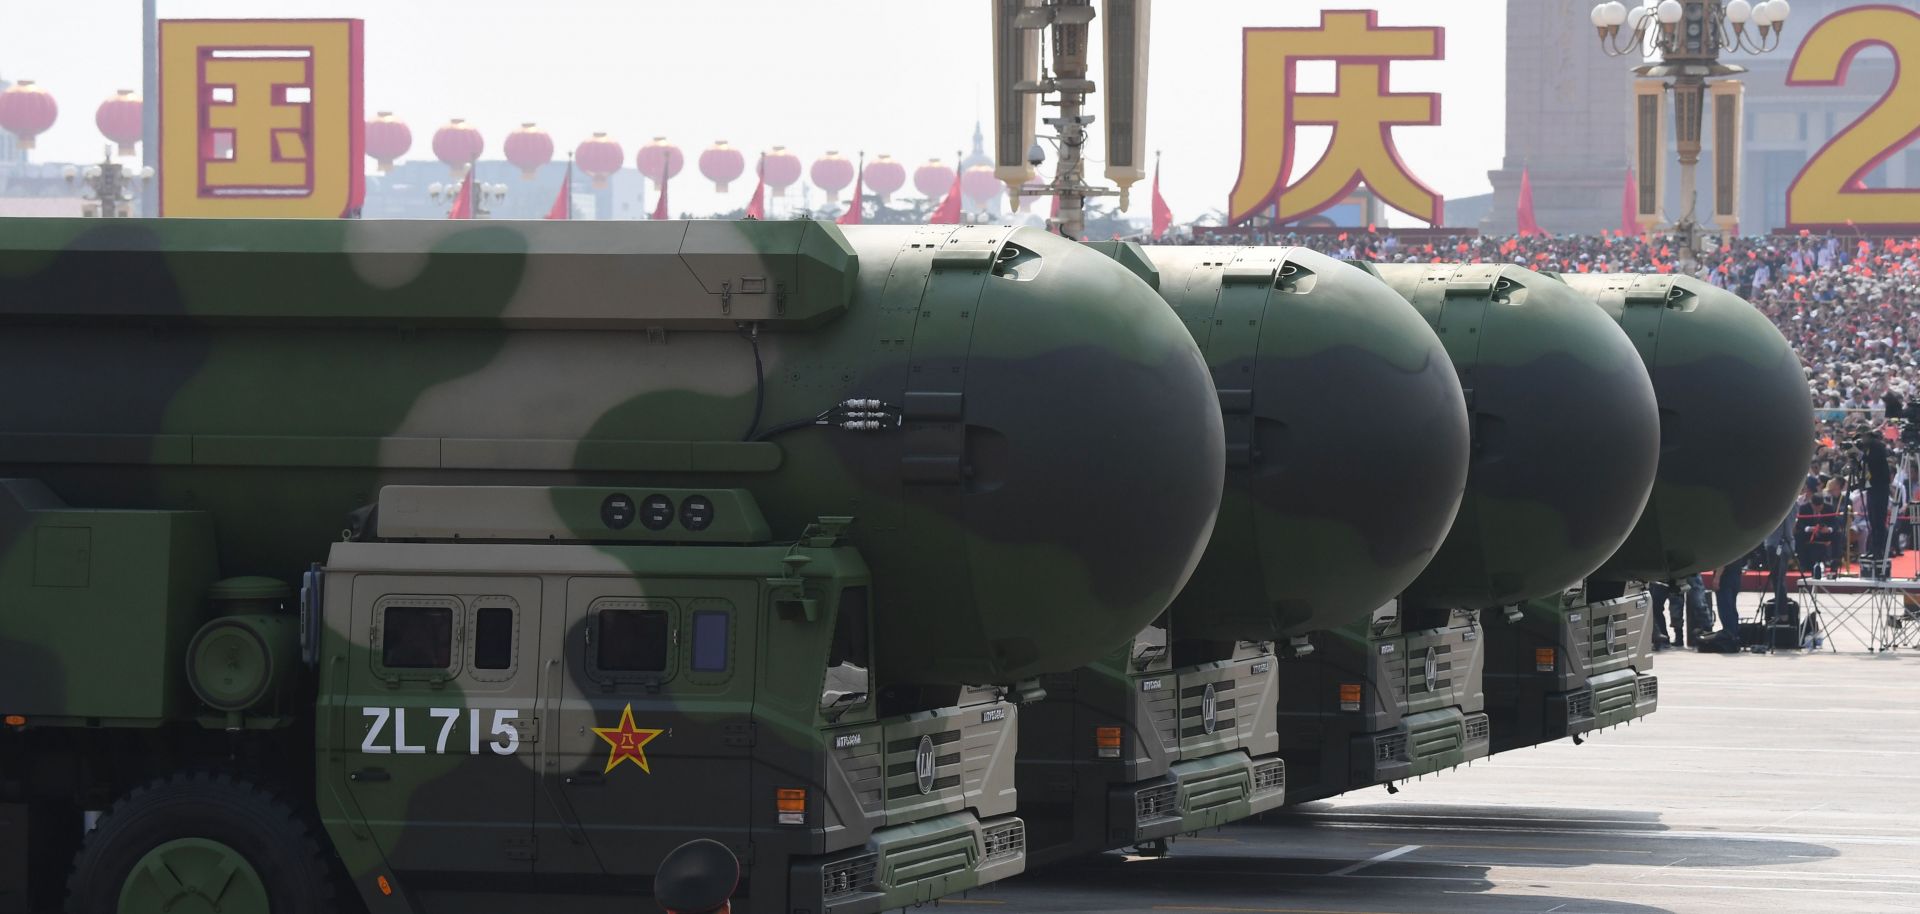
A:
[[811, 152, 854, 202], [699, 141, 745, 192], [962, 165, 1002, 207], [432, 117, 484, 176], [913, 158, 955, 199], [95, 89, 141, 156], [503, 122, 554, 180], [0, 80, 58, 151], [575, 132, 624, 189], [364, 111, 412, 173], [760, 146, 802, 194], [863, 155, 906, 203], [635, 137, 684, 183]]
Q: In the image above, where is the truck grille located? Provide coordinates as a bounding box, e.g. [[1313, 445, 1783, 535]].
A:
[[1408, 643, 1457, 696], [1252, 759, 1285, 796], [885, 729, 964, 800], [1567, 689, 1593, 720], [1179, 678, 1237, 740], [1638, 676, 1658, 701], [982, 821, 1025, 862], [822, 853, 877, 900], [1135, 783, 1177, 820], [1375, 732, 1407, 763], [1465, 713, 1490, 743]]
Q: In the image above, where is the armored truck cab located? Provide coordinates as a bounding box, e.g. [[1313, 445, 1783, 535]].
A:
[[1274, 604, 1487, 804], [1020, 245, 1469, 863], [1478, 272, 1811, 752], [0, 219, 1227, 914]]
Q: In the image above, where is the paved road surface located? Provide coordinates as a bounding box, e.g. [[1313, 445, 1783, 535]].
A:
[[965, 647, 1920, 914]]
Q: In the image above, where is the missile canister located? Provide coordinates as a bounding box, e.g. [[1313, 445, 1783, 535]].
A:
[[1365, 262, 1661, 609], [1125, 245, 1471, 640], [0, 218, 1226, 686], [1559, 273, 1814, 579]]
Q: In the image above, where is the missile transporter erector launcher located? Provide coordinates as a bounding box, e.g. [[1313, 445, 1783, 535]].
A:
[[1018, 245, 1470, 863], [0, 219, 1228, 914], [1273, 261, 1660, 804], [1474, 272, 1812, 753]]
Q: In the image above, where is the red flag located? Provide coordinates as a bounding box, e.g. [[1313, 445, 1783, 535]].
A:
[[650, 169, 670, 221], [544, 160, 572, 220], [744, 166, 766, 220], [447, 167, 474, 219], [931, 165, 963, 225], [1150, 157, 1173, 240], [1338, 231, 1348, 242], [1620, 167, 1638, 237], [837, 154, 864, 226], [1516, 167, 1543, 237]]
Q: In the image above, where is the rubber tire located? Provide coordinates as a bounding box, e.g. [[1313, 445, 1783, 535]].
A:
[[66, 771, 339, 914]]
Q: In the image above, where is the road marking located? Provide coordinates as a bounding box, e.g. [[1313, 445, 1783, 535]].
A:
[[1367, 841, 1652, 854], [1659, 704, 1920, 716], [1326, 843, 1420, 877]]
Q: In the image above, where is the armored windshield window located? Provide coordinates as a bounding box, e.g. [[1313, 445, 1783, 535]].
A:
[[822, 586, 871, 713], [473, 606, 513, 670], [383, 605, 452, 669], [690, 610, 729, 673], [598, 608, 670, 672]]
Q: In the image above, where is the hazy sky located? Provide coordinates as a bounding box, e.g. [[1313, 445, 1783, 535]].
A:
[[1, 1, 1511, 222]]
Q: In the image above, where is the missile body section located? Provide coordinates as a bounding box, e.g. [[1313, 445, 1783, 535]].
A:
[[1019, 244, 1469, 864], [1481, 273, 1815, 753], [1277, 262, 1661, 804], [0, 219, 1226, 914]]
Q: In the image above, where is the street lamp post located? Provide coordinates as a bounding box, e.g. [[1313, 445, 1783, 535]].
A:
[[62, 145, 153, 217], [1590, 0, 1791, 272], [427, 173, 510, 218]]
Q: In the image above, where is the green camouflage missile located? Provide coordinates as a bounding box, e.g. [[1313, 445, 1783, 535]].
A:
[[1120, 245, 1471, 640], [1558, 273, 1814, 579], [0, 218, 1225, 688], [1364, 262, 1661, 609]]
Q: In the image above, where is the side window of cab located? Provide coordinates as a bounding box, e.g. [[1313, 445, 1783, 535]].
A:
[[586, 598, 677, 685]]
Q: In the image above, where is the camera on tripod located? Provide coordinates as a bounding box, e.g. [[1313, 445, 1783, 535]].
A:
[[1882, 392, 1920, 451]]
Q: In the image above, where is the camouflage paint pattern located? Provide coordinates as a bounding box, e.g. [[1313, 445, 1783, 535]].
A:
[[1366, 263, 1661, 609], [0, 218, 1229, 914], [0, 218, 1225, 688], [1126, 245, 1471, 640], [1558, 273, 1814, 580]]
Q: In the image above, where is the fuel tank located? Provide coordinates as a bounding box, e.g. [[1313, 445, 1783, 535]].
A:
[[1365, 262, 1660, 609], [1559, 273, 1814, 579], [0, 218, 1226, 686], [1124, 245, 1471, 640]]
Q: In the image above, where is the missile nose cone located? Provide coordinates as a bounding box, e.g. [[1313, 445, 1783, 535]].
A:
[[1378, 263, 1662, 609], [921, 228, 1225, 681], [1564, 274, 1815, 579], [1205, 250, 1471, 636]]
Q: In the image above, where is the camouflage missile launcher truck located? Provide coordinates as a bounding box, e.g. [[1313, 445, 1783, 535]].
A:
[[1468, 272, 1812, 753], [0, 218, 1228, 914], [1015, 244, 1469, 863], [1270, 261, 1661, 804]]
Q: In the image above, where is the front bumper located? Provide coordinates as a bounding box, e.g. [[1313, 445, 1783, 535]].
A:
[[1114, 751, 1287, 845], [794, 811, 1026, 914], [1551, 670, 1658, 738], [1352, 707, 1490, 786]]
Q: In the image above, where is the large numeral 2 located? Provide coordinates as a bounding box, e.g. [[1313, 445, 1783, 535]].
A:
[[1786, 6, 1920, 228]]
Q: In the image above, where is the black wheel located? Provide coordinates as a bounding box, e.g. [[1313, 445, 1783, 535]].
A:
[[66, 771, 339, 914]]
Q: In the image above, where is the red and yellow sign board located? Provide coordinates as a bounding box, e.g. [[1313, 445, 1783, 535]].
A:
[[158, 19, 363, 217], [1229, 10, 1444, 227], [1785, 4, 1920, 231]]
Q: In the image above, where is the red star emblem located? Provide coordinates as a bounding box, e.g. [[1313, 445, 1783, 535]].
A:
[[592, 703, 664, 774]]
